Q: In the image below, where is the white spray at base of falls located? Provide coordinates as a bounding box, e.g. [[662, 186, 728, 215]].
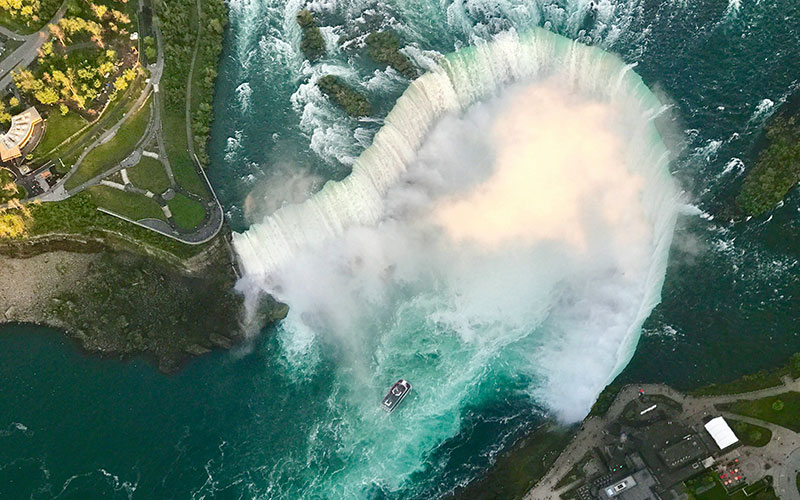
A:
[[233, 28, 679, 497]]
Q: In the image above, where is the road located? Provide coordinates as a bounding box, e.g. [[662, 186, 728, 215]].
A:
[[0, 2, 67, 89], [2, 0, 223, 245], [45, 0, 223, 245], [778, 448, 800, 500], [525, 377, 800, 500]]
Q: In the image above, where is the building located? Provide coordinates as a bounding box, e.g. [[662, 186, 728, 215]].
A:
[[657, 434, 707, 470], [704, 417, 739, 451], [601, 475, 636, 498], [0, 107, 43, 162], [597, 469, 660, 500]]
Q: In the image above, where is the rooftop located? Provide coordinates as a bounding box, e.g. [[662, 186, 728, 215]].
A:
[[704, 417, 739, 451], [0, 107, 43, 162]]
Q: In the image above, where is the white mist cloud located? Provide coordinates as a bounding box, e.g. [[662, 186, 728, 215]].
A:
[[240, 77, 664, 425], [232, 28, 679, 496]]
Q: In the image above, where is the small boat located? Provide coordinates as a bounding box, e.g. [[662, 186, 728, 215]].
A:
[[381, 379, 411, 413]]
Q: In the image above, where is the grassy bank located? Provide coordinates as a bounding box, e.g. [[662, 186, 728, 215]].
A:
[[158, 0, 227, 168], [23, 192, 206, 260], [34, 112, 89, 160], [728, 419, 772, 447], [45, 75, 147, 172], [737, 116, 800, 217], [65, 95, 152, 191], [168, 192, 205, 230], [691, 352, 800, 396], [127, 157, 170, 194], [589, 382, 624, 417], [162, 111, 209, 198], [450, 424, 576, 500], [87, 185, 165, 222], [718, 391, 800, 432]]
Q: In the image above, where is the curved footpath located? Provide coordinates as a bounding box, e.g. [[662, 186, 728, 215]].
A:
[[525, 377, 800, 500], [38, 0, 223, 245]]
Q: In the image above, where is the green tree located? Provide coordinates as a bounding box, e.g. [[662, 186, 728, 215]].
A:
[[296, 10, 325, 61], [34, 86, 59, 105]]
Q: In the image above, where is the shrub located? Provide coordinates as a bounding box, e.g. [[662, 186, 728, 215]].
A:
[[296, 10, 325, 61], [317, 75, 371, 117], [737, 117, 800, 217], [366, 31, 418, 79]]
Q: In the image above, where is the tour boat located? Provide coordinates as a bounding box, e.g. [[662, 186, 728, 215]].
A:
[[381, 379, 411, 413]]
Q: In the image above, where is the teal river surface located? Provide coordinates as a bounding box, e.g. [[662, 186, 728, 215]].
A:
[[3, 0, 800, 498]]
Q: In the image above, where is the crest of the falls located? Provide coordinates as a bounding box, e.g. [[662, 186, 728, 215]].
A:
[[234, 28, 676, 281], [232, 27, 679, 495]]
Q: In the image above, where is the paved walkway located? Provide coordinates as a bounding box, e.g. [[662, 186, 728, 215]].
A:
[[0, 25, 27, 41], [778, 448, 800, 500], [525, 377, 800, 500], [39, 0, 223, 245]]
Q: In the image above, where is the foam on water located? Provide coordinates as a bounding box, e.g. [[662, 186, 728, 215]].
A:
[[233, 28, 679, 497]]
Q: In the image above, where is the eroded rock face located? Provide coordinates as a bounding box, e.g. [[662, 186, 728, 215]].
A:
[[0, 234, 286, 372], [49, 249, 244, 372]]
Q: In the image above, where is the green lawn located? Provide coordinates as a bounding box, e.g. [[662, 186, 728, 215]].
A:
[[719, 391, 800, 432], [128, 157, 171, 194], [45, 76, 148, 170], [692, 369, 787, 396], [728, 419, 771, 447], [65, 95, 152, 191], [685, 473, 727, 500], [162, 108, 209, 199], [87, 185, 165, 222], [0, 167, 24, 203], [24, 192, 205, 259], [0, 37, 23, 63], [35, 112, 89, 159], [168, 193, 205, 230]]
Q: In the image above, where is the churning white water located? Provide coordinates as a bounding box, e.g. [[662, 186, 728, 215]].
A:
[[232, 27, 679, 493]]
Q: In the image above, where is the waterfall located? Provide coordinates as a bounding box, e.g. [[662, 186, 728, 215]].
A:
[[233, 28, 677, 294], [231, 27, 679, 496]]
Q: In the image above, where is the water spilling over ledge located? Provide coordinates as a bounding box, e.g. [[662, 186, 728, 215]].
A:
[[232, 27, 679, 496]]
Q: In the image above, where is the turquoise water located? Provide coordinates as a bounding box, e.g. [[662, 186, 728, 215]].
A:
[[4, 0, 800, 498]]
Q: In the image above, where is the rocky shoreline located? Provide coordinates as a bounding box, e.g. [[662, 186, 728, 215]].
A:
[[0, 231, 287, 373]]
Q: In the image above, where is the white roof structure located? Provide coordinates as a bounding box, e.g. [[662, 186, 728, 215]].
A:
[[0, 107, 42, 162], [704, 417, 739, 450]]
